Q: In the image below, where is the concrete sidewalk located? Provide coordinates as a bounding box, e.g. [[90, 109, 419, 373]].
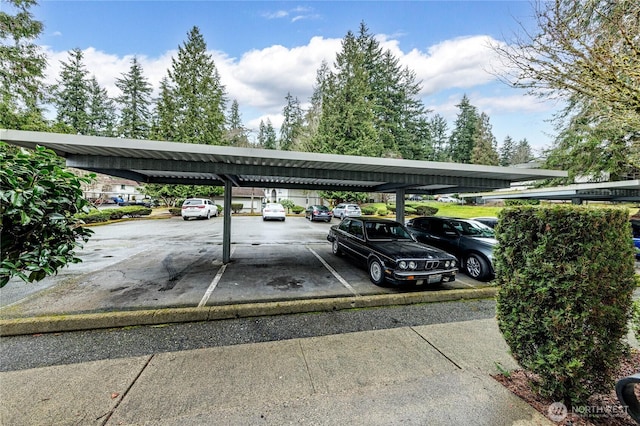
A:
[[0, 318, 555, 425]]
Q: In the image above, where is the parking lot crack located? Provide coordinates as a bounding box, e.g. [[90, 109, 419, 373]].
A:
[[409, 326, 462, 370], [100, 354, 154, 425], [298, 341, 317, 394]]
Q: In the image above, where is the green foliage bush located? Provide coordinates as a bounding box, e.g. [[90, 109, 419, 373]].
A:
[[386, 204, 417, 215], [377, 208, 388, 216], [495, 206, 636, 406], [361, 206, 377, 215], [76, 207, 152, 223], [504, 199, 540, 206], [415, 205, 438, 216], [292, 205, 305, 214], [169, 207, 182, 216], [230, 203, 243, 213], [0, 144, 95, 287], [632, 299, 640, 342]]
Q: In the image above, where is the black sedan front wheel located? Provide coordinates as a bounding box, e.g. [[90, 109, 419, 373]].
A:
[[331, 239, 342, 255], [368, 258, 386, 286], [465, 254, 490, 281]]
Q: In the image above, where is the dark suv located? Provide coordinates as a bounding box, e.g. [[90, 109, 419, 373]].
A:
[[306, 205, 332, 222], [405, 216, 496, 281]]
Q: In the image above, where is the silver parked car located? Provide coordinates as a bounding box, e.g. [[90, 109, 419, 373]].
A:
[[181, 198, 218, 221], [332, 203, 362, 220]]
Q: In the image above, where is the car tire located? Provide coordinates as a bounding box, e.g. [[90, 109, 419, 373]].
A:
[[331, 239, 342, 256], [368, 258, 385, 286], [183, 217, 189, 221], [206, 211, 211, 220], [465, 254, 490, 281]]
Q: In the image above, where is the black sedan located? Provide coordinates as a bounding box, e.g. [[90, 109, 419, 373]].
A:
[[327, 218, 457, 286], [405, 216, 496, 281]]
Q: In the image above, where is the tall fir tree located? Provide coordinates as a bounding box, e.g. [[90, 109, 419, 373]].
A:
[[115, 56, 152, 139], [0, 0, 47, 130], [279, 92, 303, 151], [511, 138, 533, 165], [499, 135, 515, 166], [155, 26, 227, 144], [314, 30, 380, 156], [429, 114, 450, 162], [448, 95, 479, 163], [298, 61, 330, 153], [226, 99, 250, 147], [263, 118, 277, 150], [53, 48, 90, 134], [471, 112, 499, 165], [86, 76, 116, 137], [150, 77, 177, 141]]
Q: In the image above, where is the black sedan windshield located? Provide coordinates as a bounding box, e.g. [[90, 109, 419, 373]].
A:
[[365, 221, 413, 241], [450, 219, 495, 238]]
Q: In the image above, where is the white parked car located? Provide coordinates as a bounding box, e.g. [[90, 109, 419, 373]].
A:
[[181, 198, 218, 220], [332, 203, 362, 220], [262, 203, 286, 221], [437, 196, 461, 203]]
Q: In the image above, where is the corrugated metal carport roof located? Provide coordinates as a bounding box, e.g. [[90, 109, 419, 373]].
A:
[[0, 130, 567, 194]]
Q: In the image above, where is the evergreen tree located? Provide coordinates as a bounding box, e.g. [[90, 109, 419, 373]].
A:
[[155, 26, 227, 145], [226, 99, 250, 147], [314, 30, 380, 156], [279, 92, 303, 151], [298, 61, 329, 153], [115, 56, 152, 139], [448, 95, 479, 163], [429, 114, 450, 162], [0, 0, 47, 130], [256, 119, 267, 148], [263, 119, 277, 150], [53, 48, 90, 134], [150, 77, 177, 141], [471, 112, 499, 165], [499, 135, 516, 166], [86, 76, 116, 137], [511, 138, 533, 165]]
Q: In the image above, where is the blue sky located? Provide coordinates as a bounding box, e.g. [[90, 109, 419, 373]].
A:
[[33, 1, 561, 154]]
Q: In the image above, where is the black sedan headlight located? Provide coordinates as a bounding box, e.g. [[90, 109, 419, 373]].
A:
[[443, 260, 456, 268], [398, 260, 418, 270]]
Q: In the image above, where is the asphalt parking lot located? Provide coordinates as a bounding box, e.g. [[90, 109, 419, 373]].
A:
[[0, 215, 491, 319]]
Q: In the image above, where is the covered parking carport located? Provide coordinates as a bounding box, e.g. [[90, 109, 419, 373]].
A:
[[0, 129, 567, 263], [462, 180, 640, 204]]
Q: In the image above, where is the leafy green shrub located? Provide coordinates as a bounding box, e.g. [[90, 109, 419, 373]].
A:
[[119, 206, 152, 217], [415, 205, 438, 216], [280, 199, 295, 212], [230, 203, 243, 213], [377, 208, 388, 216], [77, 210, 112, 224], [504, 199, 540, 206], [495, 206, 636, 406], [632, 299, 640, 342], [386, 204, 416, 215], [361, 206, 377, 215], [292, 205, 305, 214], [0, 144, 95, 286], [169, 207, 181, 216]]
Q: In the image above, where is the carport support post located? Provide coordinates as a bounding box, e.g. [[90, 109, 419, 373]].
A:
[[396, 189, 405, 224], [223, 180, 232, 263]]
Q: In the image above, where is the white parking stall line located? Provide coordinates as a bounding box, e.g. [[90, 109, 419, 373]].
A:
[[198, 246, 236, 307], [307, 247, 360, 297]]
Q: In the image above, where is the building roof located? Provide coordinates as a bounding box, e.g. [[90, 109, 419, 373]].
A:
[[462, 180, 640, 202], [1, 130, 567, 195]]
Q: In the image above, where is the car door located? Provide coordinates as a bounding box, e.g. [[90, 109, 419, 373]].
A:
[[423, 219, 463, 257]]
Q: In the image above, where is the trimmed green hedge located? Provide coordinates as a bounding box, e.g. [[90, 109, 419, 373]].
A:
[[292, 205, 305, 214], [230, 203, 243, 213], [361, 206, 377, 215], [415, 205, 438, 216], [495, 206, 636, 405], [77, 207, 152, 224]]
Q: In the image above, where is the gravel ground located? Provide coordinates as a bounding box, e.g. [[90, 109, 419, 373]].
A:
[[0, 298, 497, 372]]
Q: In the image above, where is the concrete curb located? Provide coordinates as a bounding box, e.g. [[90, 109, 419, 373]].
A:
[[0, 287, 498, 337]]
